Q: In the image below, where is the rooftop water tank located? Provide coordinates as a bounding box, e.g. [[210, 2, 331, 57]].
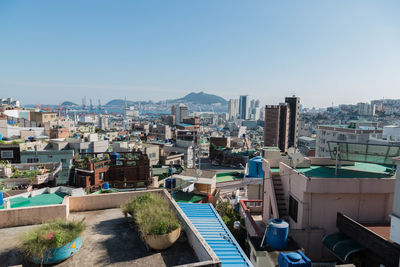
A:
[[165, 178, 176, 189], [278, 251, 311, 267], [0, 192, 3, 206], [248, 156, 263, 178], [266, 219, 289, 250], [110, 153, 120, 160], [103, 182, 110, 190]]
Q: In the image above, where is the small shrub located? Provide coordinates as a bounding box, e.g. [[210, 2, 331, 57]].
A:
[[21, 219, 85, 259], [121, 193, 180, 235]]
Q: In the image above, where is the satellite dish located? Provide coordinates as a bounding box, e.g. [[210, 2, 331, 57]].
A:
[[287, 147, 304, 169]]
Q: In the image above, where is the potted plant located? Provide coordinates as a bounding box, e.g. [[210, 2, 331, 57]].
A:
[[21, 219, 85, 264], [122, 193, 181, 250]]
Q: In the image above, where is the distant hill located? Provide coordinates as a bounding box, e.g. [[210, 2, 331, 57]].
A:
[[174, 92, 227, 105], [105, 99, 136, 106], [61, 101, 78, 107]]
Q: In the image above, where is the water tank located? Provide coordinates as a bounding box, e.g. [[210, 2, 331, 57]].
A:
[[266, 219, 289, 249], [278, 251, 311, 267], [248, 156, 263, 178], [110, 153, 120, 160], [103, 182, 110, 190], [0, 134, 2, 140], [165, 178, 176, 189], [0, 191, 3, 206]]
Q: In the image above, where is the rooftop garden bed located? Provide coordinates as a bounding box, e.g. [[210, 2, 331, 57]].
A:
[[121, 193, 181, 250], [21, 219, 85, 264]]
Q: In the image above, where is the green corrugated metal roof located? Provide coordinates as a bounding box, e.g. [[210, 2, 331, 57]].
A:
[[323, 232, 365, 262]]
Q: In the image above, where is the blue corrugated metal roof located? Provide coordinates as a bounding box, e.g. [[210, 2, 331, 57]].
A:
[[179, 203, 253, 267], [177, 123, 193, 127]]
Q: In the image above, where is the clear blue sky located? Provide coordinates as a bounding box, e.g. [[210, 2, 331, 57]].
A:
[[0, 0, 399, 108]]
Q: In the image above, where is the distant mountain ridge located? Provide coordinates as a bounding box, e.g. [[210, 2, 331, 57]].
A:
[[105, 92, 227, 106], [105, 99, 136, 106], [175, 91, 227, 105], [61, 101, 79, 106]]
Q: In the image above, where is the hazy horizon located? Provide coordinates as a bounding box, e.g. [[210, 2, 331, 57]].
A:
[[1, 0, 399, 108]]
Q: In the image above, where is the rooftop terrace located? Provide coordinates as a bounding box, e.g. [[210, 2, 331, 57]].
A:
[[0, 208, 199, 266], [295, 162, 394, 178], [0, 191, 66, 209]]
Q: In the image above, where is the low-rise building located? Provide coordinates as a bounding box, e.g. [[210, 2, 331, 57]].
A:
[[262, 157, 395, 261], [20, 150, 74, 185], [316, 121, 382, 157], [73, 152, 150, 190]]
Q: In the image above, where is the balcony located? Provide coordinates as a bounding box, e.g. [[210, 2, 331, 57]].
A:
[[239, 200, 264, 237]]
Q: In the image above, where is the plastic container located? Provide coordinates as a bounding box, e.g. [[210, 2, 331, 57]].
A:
[[0, 191, 3, 206], [165, 178, 176, 189], [266, 219, 289, 249], [103, 182, 110, 190], [110, 153, 120, 160], [30, 236, 83, 264], [248, 156, 264, 178], [278, 251, 311, 267]]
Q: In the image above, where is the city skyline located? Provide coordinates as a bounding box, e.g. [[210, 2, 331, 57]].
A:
[[1, 0, 399, 107]]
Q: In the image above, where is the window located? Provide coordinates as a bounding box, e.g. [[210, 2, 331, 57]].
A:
[[61, 159, 67, 164], [1, 150, 14, 159], [48, 155, 53, 159], [289, 195, 298, 222], [27, 158, 39, 163]]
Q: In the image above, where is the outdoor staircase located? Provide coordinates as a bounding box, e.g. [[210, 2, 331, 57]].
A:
[[272, 176, 288, 218]]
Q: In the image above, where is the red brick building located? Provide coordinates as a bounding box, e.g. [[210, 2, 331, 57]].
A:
[[73, 152, 150, 190]]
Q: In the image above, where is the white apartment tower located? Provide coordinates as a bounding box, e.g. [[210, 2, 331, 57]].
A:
[[228, 99, 239, 120]]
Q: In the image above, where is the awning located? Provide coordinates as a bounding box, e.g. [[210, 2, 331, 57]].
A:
[[322, 232, 365, 262]]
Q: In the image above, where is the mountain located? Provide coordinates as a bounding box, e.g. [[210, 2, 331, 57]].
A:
[[105, 99, 136, 106], [61, 101, 79, 107], [175, 92, 227, 105]]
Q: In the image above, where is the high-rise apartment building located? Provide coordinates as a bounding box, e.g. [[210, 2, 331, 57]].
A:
[[264, 104, 290, 152], [228, 99, 239, 120], [264, 96, 300, 152], [175, 103, 188, 124], [285, 96, 300, 148], [239, 95, 249, 120]]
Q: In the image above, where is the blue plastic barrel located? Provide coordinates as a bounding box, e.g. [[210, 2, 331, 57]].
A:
[[278, 251, 311, 267], [0, 192, 3, 206], [266, 219, 289, 249], [165, 178, 176, 189], [248, 156, 264, 178], [103, 182, 109, 189]]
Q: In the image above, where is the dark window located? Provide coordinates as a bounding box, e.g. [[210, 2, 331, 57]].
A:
[[289, 195, 298, 222], [27, 158, 39, 163]]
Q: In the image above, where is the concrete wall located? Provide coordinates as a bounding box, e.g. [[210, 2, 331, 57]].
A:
[[69, 190, 163, 211], [0, 204, 68, 228]]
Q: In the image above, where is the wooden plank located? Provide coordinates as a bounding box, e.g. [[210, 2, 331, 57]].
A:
[[337, 212, 400, 266]]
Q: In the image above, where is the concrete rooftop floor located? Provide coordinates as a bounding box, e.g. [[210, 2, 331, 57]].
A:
[[0, 208, 198, 267]]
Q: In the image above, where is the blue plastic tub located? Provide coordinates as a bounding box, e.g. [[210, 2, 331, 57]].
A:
[[30, 236, 82, 264]]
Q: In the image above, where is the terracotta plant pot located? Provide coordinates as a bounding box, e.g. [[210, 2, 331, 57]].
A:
[[143, 227, 181, 250]]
